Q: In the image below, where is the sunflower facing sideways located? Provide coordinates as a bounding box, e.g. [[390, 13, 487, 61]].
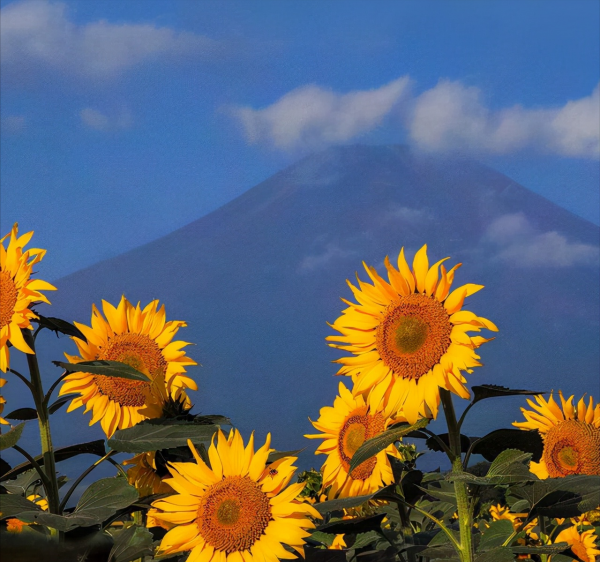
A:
[[0, 223, 56, 373], [551, 525, 600, 562], [514, 392, 600, 478], [123, 451, 173, 497], [305, 381, 407, 499], [149, 430, 321, 562], [59, 296, 197, 437], [327, 245, 497, 422]]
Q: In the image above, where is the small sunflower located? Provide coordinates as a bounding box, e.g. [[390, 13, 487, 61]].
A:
[[513, 392, 600, 478], [329, 534, 346, 550], [59, 296, 197, 437], [328, 245, 497, 422], [123, 451, 173, 498], [489, 504, 538, 540], [552, 525, 600, 562], [149, 430, 321, 562], [0, 223, 56, 372], [0, 377, 8, 426], [305, 381, 407, 499]]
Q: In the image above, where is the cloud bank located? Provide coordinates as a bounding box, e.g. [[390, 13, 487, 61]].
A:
[[0, 0, 217, 80], [233, 78, 599, 159], [485, 213, 599, 267], [234, 77, 412, 151]]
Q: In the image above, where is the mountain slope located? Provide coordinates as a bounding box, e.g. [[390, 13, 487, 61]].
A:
[[28, 145, 599, 458]]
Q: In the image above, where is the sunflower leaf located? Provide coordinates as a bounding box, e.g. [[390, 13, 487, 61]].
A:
[[349, 418, 429, 475], [48, 396, 71, 415], [52, 360, 151, 382], [313, 493, 377, 515], [474, 547, 514, 562], [470, 429, 544, 462], [511, 543, 570, 555], [108, 524, 154, 562], [5, 407, 38, 421], [0, 422, 26, 451], [267, 448, 305, 463], [471, 385, 545, 404], [33, 315, 86, 340], [477, 519, 514, 551], [1, 440, 106, 481], [0, 494, 42, 519], [317, 513, 386, 535], [108, 420, 220, 453]]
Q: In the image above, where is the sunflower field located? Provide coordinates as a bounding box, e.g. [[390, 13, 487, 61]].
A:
[[1, 223, 599, 562]]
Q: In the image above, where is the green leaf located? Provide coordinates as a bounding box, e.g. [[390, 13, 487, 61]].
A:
[[471, 429, 544, 462], [0, 422, 26, 451], [313, 493, 377, 515], [477, 519, 514, 551], [2, 468, 42, 495], [108, 419, 220, 453], [352, 530, 382, 549], [474, 546, 514, 562], [20, 477, 139, 531], [471, 385, 545, 404], [34, 315, 86, 340], [1, 439, 106, 481], [4, 408, 38, 421], [267, 449, 305, 463], [317, 513, 386, 535], [0, 494, 42, 519], [48, 396, 71, 415], [108, 525, 154, 562], [425, 433, 473, 454], [349, 418, 429, 475], [449, 449, 535, 485], [510, 475, 600, 519], [511, 543, 570, 555], [53, 360, 150, 382]]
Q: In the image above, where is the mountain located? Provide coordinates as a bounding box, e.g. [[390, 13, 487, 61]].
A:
[[12, 145, 599, 471]]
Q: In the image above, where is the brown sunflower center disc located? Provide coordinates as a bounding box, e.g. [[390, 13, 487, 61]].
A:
[[0, 271, 18, 330], [338, 410, 385, 480], [94, 333, 167, 407], [198, 475, 271, 553], [544, 419, 600, 477], [376, 293, 452, 381]]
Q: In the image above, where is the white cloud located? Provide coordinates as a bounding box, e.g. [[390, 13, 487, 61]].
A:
[[0, 0, 217, 81], [80, 107, 132, 131], [234, 77, 412, 151], [299, 243, 356, 272], [485, 212, 599, 267], [410, 80, 599, 158], [382, 205, 432, 225], [233, 75, 598, 159], [1, 115, 26, 133]]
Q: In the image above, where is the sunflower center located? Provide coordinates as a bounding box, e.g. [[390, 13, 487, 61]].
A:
[[198, 475, 271, 553], [338, 411, 385, 480], [544, 420, 600, 477], [376, 294, 452, 381], [0, 271, 18, 330], [93, 333, 167, 407]]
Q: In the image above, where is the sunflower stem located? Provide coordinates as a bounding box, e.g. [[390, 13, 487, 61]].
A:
[[440, 389, 473, 562], [397, 499, 417, 562], [22, 328, 61, 518]]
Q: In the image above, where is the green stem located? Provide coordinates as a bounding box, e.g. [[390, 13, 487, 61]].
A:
[[440, 389, 473, 562], [397, 499, 417, 562], [22, 329, 60, 516]]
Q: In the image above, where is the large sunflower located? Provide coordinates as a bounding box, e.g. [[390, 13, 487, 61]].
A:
[[305, 381, 406, 499], [150, 430, 321, 561], [59, 296, 197, 437], [552, 525, 600, 562], [513, 392, 600, 478], [327, 245, 497, 422], [0, 223, 56, 372]]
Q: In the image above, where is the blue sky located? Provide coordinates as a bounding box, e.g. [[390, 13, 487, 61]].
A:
[[1, 0, 599, 280]]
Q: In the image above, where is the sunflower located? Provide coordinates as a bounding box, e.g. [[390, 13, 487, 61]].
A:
[[59, 296, 197, 437], [513, 392, 600, 478], [149, 430, 321, 561], [123, 451, 173, 497], [305, 381, 407, 499], [327, 245, 497, 423], [0, 223, 56, 372], [552, 525, 600, 562], [329, 534, 346, 550], [0, 377, 8, 426]]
